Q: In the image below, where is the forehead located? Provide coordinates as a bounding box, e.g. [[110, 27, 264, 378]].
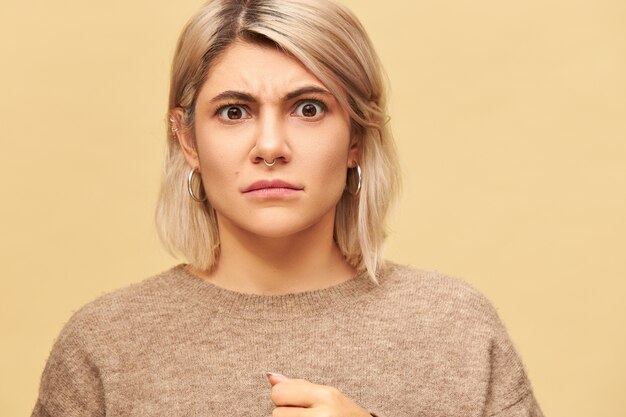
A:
[[198, 41, 327, 99]]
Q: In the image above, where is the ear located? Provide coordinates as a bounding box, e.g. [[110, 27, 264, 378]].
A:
[[346, 132, 361, 167], [170, 108, 199, 167]]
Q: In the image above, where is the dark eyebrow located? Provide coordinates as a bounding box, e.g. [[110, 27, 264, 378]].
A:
[[209, 86, 333, 104], [209, 91, 256, 104], [284, 86, 333, 100]]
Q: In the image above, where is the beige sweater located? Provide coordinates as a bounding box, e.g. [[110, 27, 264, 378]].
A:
[[31, 263, 543, 417]]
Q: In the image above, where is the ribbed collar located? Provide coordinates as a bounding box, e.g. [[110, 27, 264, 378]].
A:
[[164, 263, 380, 321]]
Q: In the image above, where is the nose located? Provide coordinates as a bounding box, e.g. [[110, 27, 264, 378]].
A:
[[250, 110, 291, 166]]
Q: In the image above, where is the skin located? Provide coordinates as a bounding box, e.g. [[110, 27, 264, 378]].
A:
[[175, 41, 360, 295], [174, 41, 370, 416], [267, 373, 371, 417]]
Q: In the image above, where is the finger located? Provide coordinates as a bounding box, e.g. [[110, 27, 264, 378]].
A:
[[270, 379, 313, 407], [271, 379, 339, 407], [266, 372, 290, 386], [272, 406, 315, 417]]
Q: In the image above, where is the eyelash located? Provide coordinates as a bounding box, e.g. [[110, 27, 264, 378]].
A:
[[215, 97, 329, 121], [215, 103, 250, 121], [294, 99, 328, 119]]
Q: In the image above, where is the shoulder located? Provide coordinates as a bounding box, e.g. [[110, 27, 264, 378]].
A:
[[375, 261, 502, 328], [378, 264, 540, 414], [55, 265, 188, 345], [380, 261, 485, 296], [373, 262, 522, 368]]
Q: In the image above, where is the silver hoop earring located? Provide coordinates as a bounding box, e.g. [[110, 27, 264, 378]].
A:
[[263, 159, 276, 167], [347, 163, 362, 196], [187, 167, 207, 202]]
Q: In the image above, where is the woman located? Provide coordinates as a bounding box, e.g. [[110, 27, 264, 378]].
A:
[[31, 1, 544, 416]]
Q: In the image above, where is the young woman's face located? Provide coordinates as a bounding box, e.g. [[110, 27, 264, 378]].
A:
[[179, 41, 358, 239]]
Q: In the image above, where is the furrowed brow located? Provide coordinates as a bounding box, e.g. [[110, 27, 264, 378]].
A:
[[209, 90, 256, 103], [284, 86, 333, 101]]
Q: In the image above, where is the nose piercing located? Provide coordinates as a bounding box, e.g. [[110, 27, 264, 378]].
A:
[[263, 159, 276, 167]]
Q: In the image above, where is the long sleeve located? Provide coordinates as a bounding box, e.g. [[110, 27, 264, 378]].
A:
[[482, 305, 544, 417], [31, 311, 105, 417], [29, 263, 545, 417]]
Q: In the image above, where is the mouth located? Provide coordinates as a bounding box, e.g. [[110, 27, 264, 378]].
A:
[[242, 179, 304, 194]]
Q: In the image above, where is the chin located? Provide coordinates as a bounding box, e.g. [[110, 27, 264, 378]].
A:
[[216, 201, 339, 240], [221, 211, 334, 240], [244, 221, 320, 239]]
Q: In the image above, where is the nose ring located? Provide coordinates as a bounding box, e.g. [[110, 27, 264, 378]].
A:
[[263, 159, 276, 167]]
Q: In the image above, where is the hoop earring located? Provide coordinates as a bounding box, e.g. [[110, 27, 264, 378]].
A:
[[347, 163, 362, 196], [187, 167, 207, 202]]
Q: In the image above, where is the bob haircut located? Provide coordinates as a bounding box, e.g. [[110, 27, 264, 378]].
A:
[[156, 0, 400, 282]]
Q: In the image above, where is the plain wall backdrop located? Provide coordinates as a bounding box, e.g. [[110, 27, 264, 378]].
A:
[[1, 0, 625, 415]]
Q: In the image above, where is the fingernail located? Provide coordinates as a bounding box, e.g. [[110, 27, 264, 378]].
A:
[[266, 371, 286, 378]]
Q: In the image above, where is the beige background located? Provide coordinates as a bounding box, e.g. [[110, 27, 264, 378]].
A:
[[1, 0, 624, 415]]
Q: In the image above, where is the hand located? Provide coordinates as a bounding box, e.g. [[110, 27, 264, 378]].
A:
[[267, 372, 372, 417]]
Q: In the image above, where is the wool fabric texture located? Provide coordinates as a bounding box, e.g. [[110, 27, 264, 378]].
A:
[[31, 263, 544, 417]]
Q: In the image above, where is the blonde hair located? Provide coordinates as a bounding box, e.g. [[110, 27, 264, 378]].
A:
[[156, 0, 400, 281]]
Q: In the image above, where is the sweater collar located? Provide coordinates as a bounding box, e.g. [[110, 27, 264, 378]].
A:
[[165, 263, 379, 320]]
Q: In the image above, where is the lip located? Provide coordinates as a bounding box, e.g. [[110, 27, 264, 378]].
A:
[[242, 179, 304, 195]]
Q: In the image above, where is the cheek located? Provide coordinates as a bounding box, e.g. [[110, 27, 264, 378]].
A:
[[194, 133, 243, 194], [299, 129, 351, 188], [304, 122, 351, 163], [317, 149, 349, 177]]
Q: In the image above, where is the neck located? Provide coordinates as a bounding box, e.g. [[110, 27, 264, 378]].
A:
[[189, 213, 356, 295]]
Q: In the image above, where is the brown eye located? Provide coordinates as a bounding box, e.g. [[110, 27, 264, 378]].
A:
[[228, 107, 242, 119], [302, 104, 317, 117], [218, 105, 249, 120], [294, 100, 326, 119]]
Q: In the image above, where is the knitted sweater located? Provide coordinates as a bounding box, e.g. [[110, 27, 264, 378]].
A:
[[31, 262, 543, 417]]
